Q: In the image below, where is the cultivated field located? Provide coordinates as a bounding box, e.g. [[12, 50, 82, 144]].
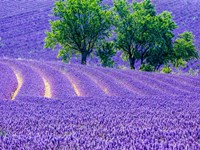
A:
[[0, 0, 199, 69], [0, 0, 200, 149]]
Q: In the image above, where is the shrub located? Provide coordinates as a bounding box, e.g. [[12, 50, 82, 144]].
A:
[[162, 66, 172, 74], [140, 64, 155, 72]]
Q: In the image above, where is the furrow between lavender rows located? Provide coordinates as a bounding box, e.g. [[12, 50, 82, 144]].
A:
[[1, 25, 47, 40], [22, 60, 77, 99], [47, 62, 106, 97], [70, 64, 138, 97], [0, 10, 50, 27], [171, 74, 200, 88], [126, 71, 200, 95], [0, 63, 18, 100], [135, 71, 200, 95], [1, 59, 44, 99], [0, 2, 52, 20], [95, 67, 170, 96], [0, 15, 49, 32], [120, 71, 182, 96]]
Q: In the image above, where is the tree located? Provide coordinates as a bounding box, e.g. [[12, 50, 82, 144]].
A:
[[172, 32, 199, 69], [96, 41, 116, 67], [140, 11, 177, 70], [132, 0, 156, 66], [44, 0, 112, 65], [113, 0, 138, 69], [113, 0, 177, 70]]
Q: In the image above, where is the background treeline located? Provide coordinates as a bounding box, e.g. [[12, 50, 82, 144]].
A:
[[44, 0, 199, 73]]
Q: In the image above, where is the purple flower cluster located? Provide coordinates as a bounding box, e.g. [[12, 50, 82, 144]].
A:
[[0, 95, 200, 149], [0, 63, 17, 100], [1, 59, 44, 99], [0, 58, 200, 149], [0, 58, 200, 99], [0, 0, 199, 69]]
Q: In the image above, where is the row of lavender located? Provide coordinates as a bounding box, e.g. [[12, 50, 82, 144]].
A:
[[0, 0, 54, 19], [0, 58, 200, 100], [0, 95, 200, 149], [0, 0, 199, 69], [0, 0, 58, 60]]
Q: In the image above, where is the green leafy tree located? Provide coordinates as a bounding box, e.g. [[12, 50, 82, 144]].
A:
[[96, 41, 116, 67], [113, 0, 177, 70], [142, 11, 177, 70], [172, 32, 199, 69], [132, 0, 156, 66], [44, 0, 112, 65], [113, 0, 138, 69]]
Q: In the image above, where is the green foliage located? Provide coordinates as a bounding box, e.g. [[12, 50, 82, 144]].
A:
[[113, 0, 137, 69], [44, 0, 112, 64], [96, 41, 116, 68], [162, 66, 172, 74], [172, 32, 199, 69], [145, 11, 177, 70], [44, 0, 198, 71], [113, 0, 177, 70], [140, 64, 155, 72]]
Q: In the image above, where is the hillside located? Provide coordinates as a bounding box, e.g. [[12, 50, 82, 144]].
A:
[[0, 58, 200, 148], [0, 58, 200, 100], [0, 0, 199, 70]]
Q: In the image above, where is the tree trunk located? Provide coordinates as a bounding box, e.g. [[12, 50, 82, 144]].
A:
[[141, 54, 144, 65], [129, 55, 136, 70], [81, 51, 88, 65]]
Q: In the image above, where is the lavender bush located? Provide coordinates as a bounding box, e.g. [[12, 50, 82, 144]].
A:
[[0, 95, 200, 149]]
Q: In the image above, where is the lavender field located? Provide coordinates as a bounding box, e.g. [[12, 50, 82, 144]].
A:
[[0, 0, 200, 149], [0, 0, 200, 69], [0, 58, 200, 149]]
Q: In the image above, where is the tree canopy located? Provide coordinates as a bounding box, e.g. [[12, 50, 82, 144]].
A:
[[172, 32, 199, 69], [44, 0, 199, 72], [44, 0, 112, 64], [113, 0, 178, 70], [96, 41, 116, 68]]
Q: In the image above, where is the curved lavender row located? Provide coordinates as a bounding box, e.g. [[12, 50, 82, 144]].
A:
[[172, 74, 200, 87], [0, 95, 200, 149], [118, 70, 184, 96], [23, 60, 77, 99], [1, 59, 44, 99], [155, 72, 200, 88], [70, 64, 135, 97], [140, 71, 200, 94], [123, 70, 200, 96], [47, 62, 106, 97], [0, 63, 17, 100], [1, 21, 48, 39], [0, 10, 49, 30], [96, 66, 176, 96], [0, 31, 59, 61], [0, 0, 199, 69], [48, 62, 199, 97], [0, 1, 53, 19]]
